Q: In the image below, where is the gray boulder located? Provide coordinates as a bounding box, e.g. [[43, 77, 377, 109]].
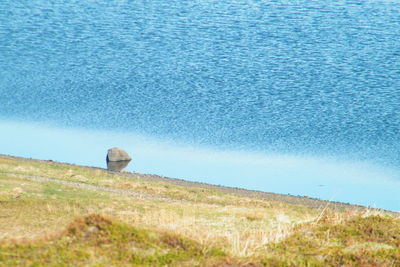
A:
[[106, 148, 131, 171], [107, 160, 131, 172], [107, 147, 131, 162]]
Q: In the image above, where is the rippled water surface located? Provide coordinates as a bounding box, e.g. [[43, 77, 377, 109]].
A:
[[1, 1, 399, 210]]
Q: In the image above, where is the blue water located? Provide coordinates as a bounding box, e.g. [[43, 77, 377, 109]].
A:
[[1, 1, 400, 210]]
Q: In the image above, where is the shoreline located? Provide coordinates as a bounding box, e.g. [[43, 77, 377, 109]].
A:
[[2, 153, 397, 215]]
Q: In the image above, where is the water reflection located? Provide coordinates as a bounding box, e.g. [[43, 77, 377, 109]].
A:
[[1, 120, 399, 211], [106, 160, 131, 172]]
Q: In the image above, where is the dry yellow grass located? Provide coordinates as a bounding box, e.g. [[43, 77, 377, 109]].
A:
[[0, 174, 315, 258], [0, 155, 318, 258], [1, 155, 398, 266]]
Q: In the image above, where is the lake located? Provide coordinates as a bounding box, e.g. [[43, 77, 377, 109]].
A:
[[1, 0, 399, 211]]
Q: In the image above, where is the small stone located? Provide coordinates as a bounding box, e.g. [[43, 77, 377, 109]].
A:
[[12, 187, 24, 194]]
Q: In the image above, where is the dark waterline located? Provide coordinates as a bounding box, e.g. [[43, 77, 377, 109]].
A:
[[1, 1, 400, 210]]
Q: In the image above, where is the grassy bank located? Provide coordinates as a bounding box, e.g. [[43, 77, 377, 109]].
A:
[[0, 155, 399, 266]]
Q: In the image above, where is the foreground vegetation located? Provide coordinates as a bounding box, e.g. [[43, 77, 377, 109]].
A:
[[0, 155, 399, 266]]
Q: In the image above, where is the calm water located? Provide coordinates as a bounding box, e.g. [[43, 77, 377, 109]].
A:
[[1, 1, 400, 210]]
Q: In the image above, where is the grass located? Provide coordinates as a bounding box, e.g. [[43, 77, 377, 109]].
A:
[[0, 155, 399, 266], [264, 213, 400, 266], [0, 214, 229, 266]]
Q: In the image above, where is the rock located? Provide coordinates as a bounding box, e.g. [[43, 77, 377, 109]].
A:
[[106, 148, 131, 171], [106, 148, 131, 162], [106, 160, 131, 172]]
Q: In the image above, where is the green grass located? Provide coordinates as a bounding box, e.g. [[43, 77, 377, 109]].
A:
[[0, 155, 399, 266], [264, 214, 400, 266], [0, 214, 229, 266]]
